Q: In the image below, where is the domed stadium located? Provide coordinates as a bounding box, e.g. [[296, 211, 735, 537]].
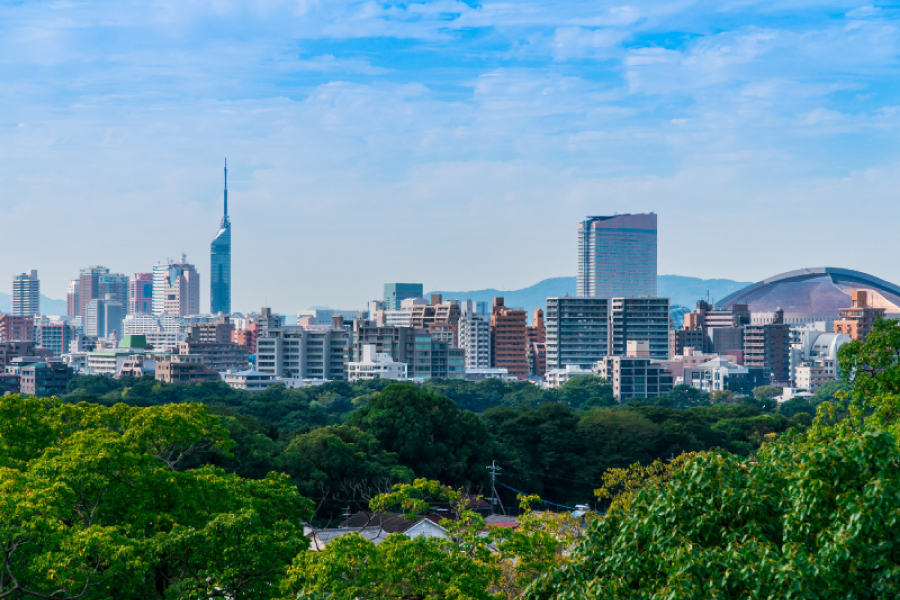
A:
[[717, 267, 900, 325]]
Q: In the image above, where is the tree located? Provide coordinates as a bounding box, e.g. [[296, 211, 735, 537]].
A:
[[347, 384, 495, 488], [646, 383, 709, 409], [525, 320, 900, 600], [556, 375, 614, 409], [0, 396, 312, 599]]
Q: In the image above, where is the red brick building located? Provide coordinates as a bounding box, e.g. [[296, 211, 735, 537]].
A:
[[490, 298, 528, 380]]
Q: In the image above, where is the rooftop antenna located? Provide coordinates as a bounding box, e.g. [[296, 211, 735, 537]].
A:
[[223, 158, 228, 219]]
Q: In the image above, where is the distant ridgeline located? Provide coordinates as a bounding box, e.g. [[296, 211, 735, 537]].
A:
[[430, 275, 752, 328]]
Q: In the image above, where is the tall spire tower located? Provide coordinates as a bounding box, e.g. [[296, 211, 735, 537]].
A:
[[210, 159, 232, 315]]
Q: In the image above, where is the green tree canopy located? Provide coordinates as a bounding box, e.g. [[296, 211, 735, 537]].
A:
[[347, 384, 495, 488]]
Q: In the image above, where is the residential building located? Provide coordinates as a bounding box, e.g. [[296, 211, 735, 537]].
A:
[[308, 513, 447, 552], [526, 309, 545, 344], [155, 355, 220, 384], [297, 308, 358, 326], [153, 256, 201, 317], [12, 270, 40, 316], [528, 342, 547, 377], [789, 328, 849, 385], [66, 280, 79, 317], [577, 213, 657, 298], [35, 322, 76, 356], [223, 369, 277, 391], [795, 361, 837, 393], [123, 314, 185, 352], [683, 357, 767, 394], [210, 161, 232, 315], [545, 364, 593, 388], [593, 341, 674, 402], [129, 273, 153, 314], [708, 327, 745, 356], [256, 324, 350, 380], [0, 342, 52, 371], [384, 283, 423, 310], [371, 297, 429, 327], [743, 308, 790, 385], [609, 297, 670, 359], [179, 318, 250, 373], [233, 323, 260, 354], [410, 295, 461, 344], [347, 345, 408, 382], [349, 322, 462, 381], [669, 328, 707, 359], [84, 298, 125, 339], [545, 297, 609, 370], [0, 315, 34, 343], [490, 298, 528, 380], [20, 362, 74, 397], [661, 347, 742, 382], [833, 290, 885, 341], [464, 368, 515, 382], [458, 300, 491, 370]]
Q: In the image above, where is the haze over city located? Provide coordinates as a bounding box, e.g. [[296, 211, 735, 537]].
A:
[[2, 1, 899, 312]]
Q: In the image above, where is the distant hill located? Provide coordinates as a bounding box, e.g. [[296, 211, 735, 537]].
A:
[[430, 275, 753, 316], [0, 293, 68, 316]]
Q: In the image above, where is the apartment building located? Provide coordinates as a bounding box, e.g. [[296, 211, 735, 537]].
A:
[[545, 297, 609, 370], [490, 298, 528, 380]]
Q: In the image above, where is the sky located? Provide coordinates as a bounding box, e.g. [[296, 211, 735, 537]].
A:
[[1, 0, 899, 314]]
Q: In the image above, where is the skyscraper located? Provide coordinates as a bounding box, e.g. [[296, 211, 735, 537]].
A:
[[75, 266, 127, 317], [153, 256, 200, 317], [383, 283, 423, 310], [129, 273, 153, 315], [577, 214, 657, 298], [12, 270, 40, 316], [210, 160, 231, 315]]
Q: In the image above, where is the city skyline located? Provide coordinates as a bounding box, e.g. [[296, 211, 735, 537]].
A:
[[1, 2, 899, 311]]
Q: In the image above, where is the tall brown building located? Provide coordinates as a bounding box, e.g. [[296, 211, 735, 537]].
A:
[[833, 291, 885, 341], [743, 308, 790, 385], [526, 309, 545, 344], [490, 298, 528, 380], [410, 295, 462, 344]]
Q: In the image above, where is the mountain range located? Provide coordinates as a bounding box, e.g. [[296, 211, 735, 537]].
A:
[[0, 294, 67, 316], [430, 275, 753, 316]]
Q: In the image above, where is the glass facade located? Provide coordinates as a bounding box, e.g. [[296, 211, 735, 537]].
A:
[[211, 162, 231, 315], [577, 214, 657, 298]]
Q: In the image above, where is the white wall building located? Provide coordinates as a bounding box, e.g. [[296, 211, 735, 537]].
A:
[[297, 308, 357, 326], [223, 369, 277, 391], [347, 345, 408, 382], [458, 302, 491, 369], [789, 328, 850, 384], [256, 325, 350, 380], [545, 364, 593, 388]]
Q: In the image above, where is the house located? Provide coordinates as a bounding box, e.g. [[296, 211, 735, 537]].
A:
[[307, 512, 448, 551]]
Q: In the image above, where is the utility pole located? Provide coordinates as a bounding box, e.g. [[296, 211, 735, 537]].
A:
[[486, 460, 506, 516]]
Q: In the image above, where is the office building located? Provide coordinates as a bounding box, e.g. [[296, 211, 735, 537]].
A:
[[577, 214, 657, 298], [129, 273, 153, 315], [609, 297, 670, 360], [99, 272, 129, 306], [594, 341, 674, 401], [743, 308, 790, 385], [0, 315, 34, 343], [153, 256, 201, 317], [490, 298, 528, 380], [12, 270, 40, 316], [66, 280, 79, 317], [0, 342, 52, 371], [76, 266, 107, 317], [123, 314, 186, 353], [545, 297, 609, 370], [458, 307, 491, 370], [211, 161, 232, 315], [256, 323, 351, 380], [833, 291, 885, 341], [383, 283, 423, 311], [20, 362, 74, 397], [84, 298, 125, 339], [347, 345, 408, 382]]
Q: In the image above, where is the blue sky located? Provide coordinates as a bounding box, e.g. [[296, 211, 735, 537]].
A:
[[1, 0, 899, 313]]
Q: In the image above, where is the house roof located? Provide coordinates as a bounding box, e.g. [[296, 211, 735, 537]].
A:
[[337, 512, 421, 533]]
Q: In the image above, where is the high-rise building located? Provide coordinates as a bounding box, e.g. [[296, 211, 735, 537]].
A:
[[743, 308, 790, 385], [77, 266, 107, 318], [577, 214, 657, 298], [490, 297, 528, 380], [12, 270, 40, 317], [609, 297, 670, 360], [152, 256, 201, 317], [256, 324, 351, 380], [594, 341, 674, 402], [383, 283, 423, 310], [100, 273, 129, 306], [0, 315, 34, 343], [459, 300, 491, 370], [545, 297, 609, 370], [210, 161, 231, 315], [129, 273, 153, 315], [66, 280, 79, 317], [85, 298, 126, 339]]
